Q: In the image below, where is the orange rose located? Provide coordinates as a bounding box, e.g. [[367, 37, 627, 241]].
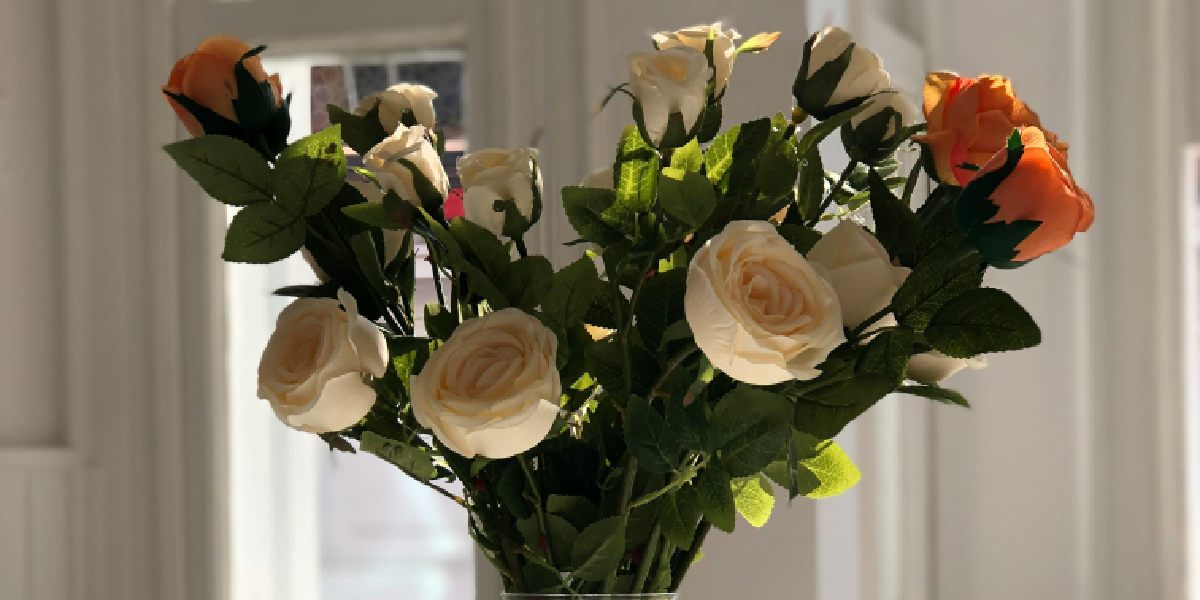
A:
[[915, 72, 1066, 186], [967, 126, 1094, 262], [163, 36, 282, 136]]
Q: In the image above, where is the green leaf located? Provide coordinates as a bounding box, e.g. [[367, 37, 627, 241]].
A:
[[496, 461, 532, 519], [571, 516, 627, 581], [694, 464, 736, 532], [349, 232, 394, 303], [732, 475, 775, 527], [562, 186, 625, 244], [360, 432, 437, 481], [659, 486, 703, 549], [793, 148, 825, 222], [756, 141, 800, 197], [798, 440, 860, 498], [868, 169, 920, 258], [423, 303, 458, 340], [272, 156, 343, 217], [794, 102, 868, 159], [777, 224, 822, 254], [341, 202, 407, 230], [658, 170, 718, 229], [328, 103, 389, 156], [899, 384, 970, 408], [705, 124, 741, 187], [624, 396, 680, 474], [164, 135, 272, 206], [614, 124, 660, 214], [696, 101, 722, 144], [503, 256, 554, 311], [892, 249, 985, 332], [449, 217, 510, 281], [709, 387, 793, 477], [925, 287, 1041, 357], [670, 139, 704, 172], [222, 203, 304, 263], [542, 256, 604, 329], [634, 268, 687, 351], [281, 124, 345, 165], [763, 431, 823, 499], [664, 396, 708, 451], [547, 495, 599, 531]]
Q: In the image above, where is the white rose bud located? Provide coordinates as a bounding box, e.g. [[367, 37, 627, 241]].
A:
[[354, 82, 438, 132], [652, 22, 741, 95], [807, 220, 911, 329], [685, 221, 846, 385], [907, 350, 986, 385], [843, 89, 918, 163], [457, 147, 542, 237], [627, 47, 711, 146], [362, 124, 449, 208], [411, 308, 562, 459], [579, 166, 614, 190], [796, 26, 891, 118], [257, 290, 388, 433]]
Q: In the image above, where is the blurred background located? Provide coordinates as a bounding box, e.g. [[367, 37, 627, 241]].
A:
[[0, 0, 1197, 599]]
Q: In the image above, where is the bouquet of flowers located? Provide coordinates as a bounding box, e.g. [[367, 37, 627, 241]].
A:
[[162, 23, 1093, 596]]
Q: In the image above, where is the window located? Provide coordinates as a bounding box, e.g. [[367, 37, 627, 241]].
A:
[[226, 52, 473, 600]]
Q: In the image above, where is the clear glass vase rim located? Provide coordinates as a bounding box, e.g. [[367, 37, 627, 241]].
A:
[[499, 595, 677, 599]]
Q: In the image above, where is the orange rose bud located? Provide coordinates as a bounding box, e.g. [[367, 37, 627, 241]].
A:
[[962, 127, 1094, 263], [162, 35, 284, 138], [915, 72, 1067, 186]]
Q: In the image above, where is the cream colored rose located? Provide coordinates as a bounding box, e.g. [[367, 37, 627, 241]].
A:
[[801, 26, 890, 110], [579, 167, 614, 190], [685, 221, 846, 385], [850, 89, 917, 139], [652, 22, 740, 95], [907, 350, 986, 384], [628, 47, 711, 146], [457, 147, 541, 236], [354, 82, 438, 131], [806, 220, 910, 328], [257, 290, 388, 433], [411, 308, 562, 459], [362, 124, 449, 207]]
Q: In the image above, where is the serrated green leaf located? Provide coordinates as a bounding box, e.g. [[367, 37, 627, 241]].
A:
[[777, 224, 822, 254], [868, 169, 920, 258], [272, 155, 342, 217], [624, 396, 680, 474], [547, 495, 599, 531], [542, 256, 604, 329], [709, 387, 793, 477], [799, 440, 860, 498], [732, 475, 775, 527], [694, 464, 735, 532], [659, 486, 702, 549], [756, 141, 800, 197], [503, 256, 554, 311], [328, 103, 389, 156], [615, 124, 660, 214], [664, 396, 708, 451], [360, 432, 437, 481], [892, 249, 985, 332], [280, 124, 346, 166], [658, 170, 717, 229], [570, 516, 627, 581], [794, 148, 825, 221], [925, 287, 1041, 357], [164, 135, 272, 206], [670, 139, 704, 172], [562, 186, 625, 244], [496, 461, 532, 519], [222, 203, 304, 263], [634, 268, 687, 351]]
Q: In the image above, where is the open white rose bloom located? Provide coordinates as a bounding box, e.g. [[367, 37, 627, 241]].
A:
[[164, 20, 1083, 597]]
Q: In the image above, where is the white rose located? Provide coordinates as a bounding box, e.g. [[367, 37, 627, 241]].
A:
[[354, 82, 438, 131], [579, 167, 614, 190], [844, 89, 919, 162], [850, 89, 917, 139], [907, 350, 986, 384], [362, 124, 449, 208], [652, 22, 741, 95], [257, 290, 388, 433], [627, 47, 711, 146], [800, 26, 890, 111], [685, 221, 846, 385], [457, 147, 541, 236], [806, 220, 910, 328], [411, 308, 562, 459]]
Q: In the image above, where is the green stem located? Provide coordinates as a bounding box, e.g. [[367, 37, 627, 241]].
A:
[[514, 237, 529, 259], [517, 456, 552, 564], [809, 160, 858, 226], [631, 525, 662, 593], [847, 304, 894, 340], [900, 157, 923, 207], [669, 520, 712, 591], [647, 344, 699, 400], [627, 455, 708, 510]]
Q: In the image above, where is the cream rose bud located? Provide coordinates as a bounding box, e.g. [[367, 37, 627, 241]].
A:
[[685, 221, 846, 385], [796, 26, 890, 118], [843, 89, 918, 163], [411, 308, 562, 459], [457, 147, 542, 236], [579, 167, 614, 190], [628, 47, 711, 146], [907, 350, 986, 385], [652, 23, 740, 95], [257, 290, 388, 433], [354, 83, 438, 131], [362, 124, 449, 208], [807, 220, 911, 328]]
